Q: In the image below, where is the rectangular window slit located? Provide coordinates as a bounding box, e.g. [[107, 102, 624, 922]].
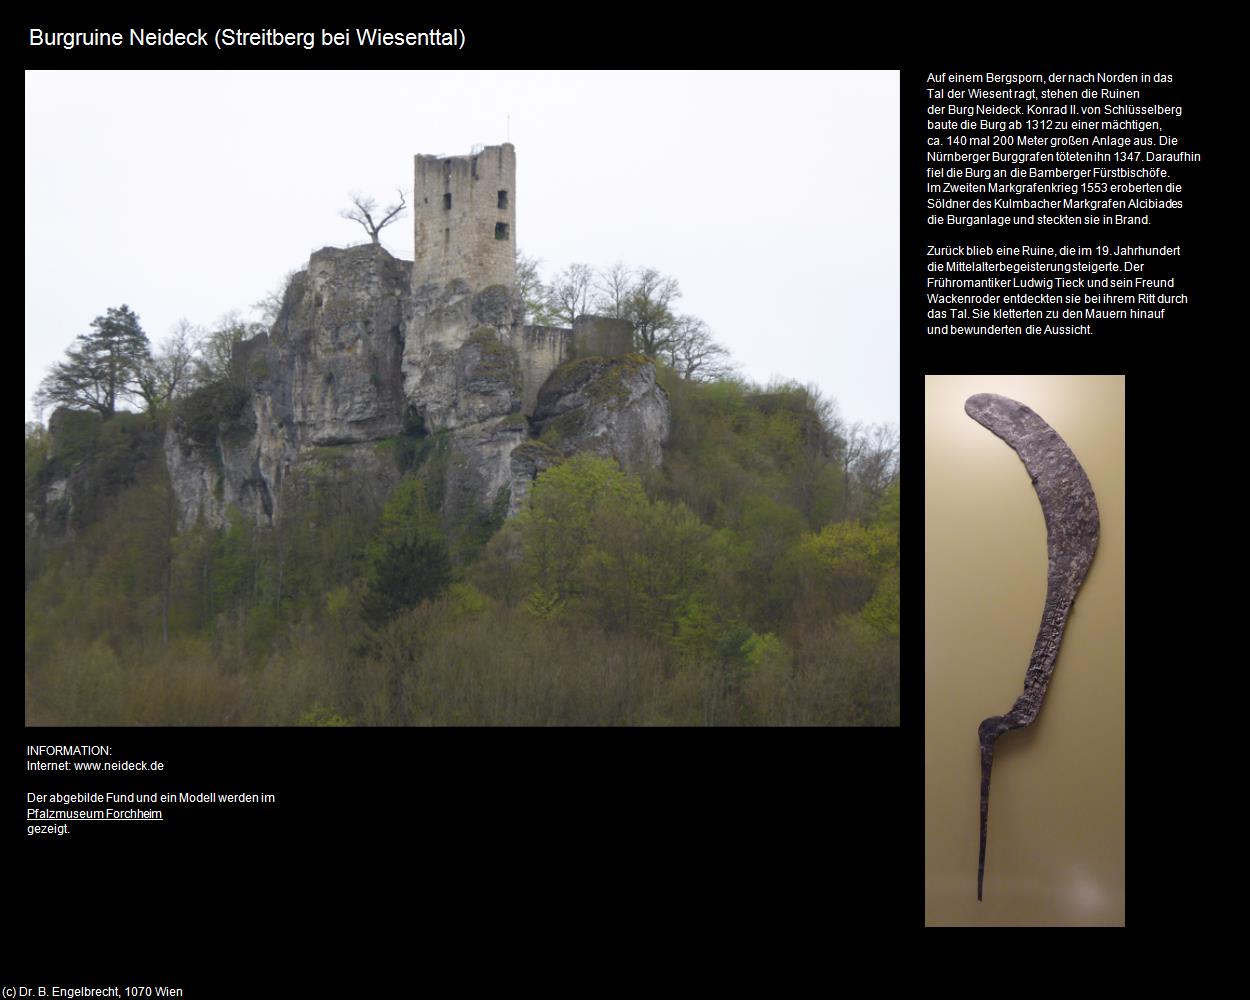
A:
[[498, 190, 509, 209], [443, 193, 452, 210], [495, 222, 510, 240]]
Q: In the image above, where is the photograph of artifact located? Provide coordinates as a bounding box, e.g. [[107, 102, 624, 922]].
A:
[[925, 374, 1124, 926], [963, 393, 1100, 902]]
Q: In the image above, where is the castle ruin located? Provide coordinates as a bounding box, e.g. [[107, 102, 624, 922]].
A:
[[161, 143, 665, 535], [413, 143, 517, 291], [408, 143, 633, 416]]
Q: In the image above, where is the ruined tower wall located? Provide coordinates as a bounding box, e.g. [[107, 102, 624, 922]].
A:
[[515, 325, 573, 415], [409, 144, 632, 419], [570, 315, 635, 359], [413, 143, 516, 291]]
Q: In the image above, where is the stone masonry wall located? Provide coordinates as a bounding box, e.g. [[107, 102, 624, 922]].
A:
[[514, 325, 571, 416], [570, 315, 634, 359], [413, 143, 516, 291], [161, 144, 670, 534]]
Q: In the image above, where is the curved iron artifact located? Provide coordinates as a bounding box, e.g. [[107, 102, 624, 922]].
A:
[[964, 393, 1100, 902]]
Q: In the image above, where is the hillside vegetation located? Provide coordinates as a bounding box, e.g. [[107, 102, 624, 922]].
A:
[[25, 369, 898, 726]]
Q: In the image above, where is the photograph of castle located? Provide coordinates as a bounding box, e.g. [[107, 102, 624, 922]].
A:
[[25, 71, 900, 726]]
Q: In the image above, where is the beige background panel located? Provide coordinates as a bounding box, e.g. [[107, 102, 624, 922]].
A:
[[925, 374, 1124, 926]]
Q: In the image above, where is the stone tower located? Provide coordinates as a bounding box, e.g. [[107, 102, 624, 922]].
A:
[[413, 143, 516, 290]]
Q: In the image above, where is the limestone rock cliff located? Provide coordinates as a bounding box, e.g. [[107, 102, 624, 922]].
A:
[[266, 246, 410, 445], [163, 244, 669, 534], [531, 354, 669, 473], [166, 244, 411, 529], [402, 282, 521, 430]]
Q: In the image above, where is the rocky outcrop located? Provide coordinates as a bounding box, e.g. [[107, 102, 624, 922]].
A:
[[164, 244, 669, 533], [506, 439, 563, 516], [401, 284, 529, 525], [268, 245, 410, 445], [167, 245, 410, 528], [443, 416, 527, 534], [403, 283, 522, 430], [531, 354, 670, 473]]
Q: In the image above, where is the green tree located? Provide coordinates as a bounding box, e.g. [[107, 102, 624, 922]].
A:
[[360, 477, 452, 627], [581, 496, 710, 635], [35, 305, 151, 418], [515, 453, 647, 606], [625, 267, 680, 357], [792, 518, 898, 613]]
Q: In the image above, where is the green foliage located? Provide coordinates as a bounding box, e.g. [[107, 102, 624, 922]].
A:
[[298, 705, 353, 727], [376, 411, 444, 476], [174, 381, 252, 446], [861, 568, 900, 638], [796, 520, 897, 581], [874, 481, 901, 533], [782, 510, 899, 633], [360, 477, 452, 627], [742, 631, 789, 671], [45, 409, 99, 466], [507, 454, 716, 641], [445, 581, 490, 617], [579, 496, 710, 636], [25, 424, 51, 560], [25, 326, 899, 725], [35, 305, 151, 417], [28, 410, 164, 539], [650, 372, 844, 532], [467, 521, 527, 608], [515, 453, 647, 602], [742, 635, 793, 723]]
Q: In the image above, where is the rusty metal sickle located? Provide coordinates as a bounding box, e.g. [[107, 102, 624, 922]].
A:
[[964, 393, 1100, 901]]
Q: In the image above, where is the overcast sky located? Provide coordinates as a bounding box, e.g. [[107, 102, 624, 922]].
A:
[[25, 70, 898, 426]]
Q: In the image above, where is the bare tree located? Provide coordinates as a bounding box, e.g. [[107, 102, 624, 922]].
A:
[[515, 250, 554, 325], [626, 267, 681, 356], [856, 423, 900, 499], [840, 420, 900, 520], [545, 263, 595, 328], [197, 311, 266, 385], [593, 262, 634, 319], [135, 319, 201, 413], [664, 315, 737, 382], [252, 269, 302, 327], [341, 189, 407, 246]]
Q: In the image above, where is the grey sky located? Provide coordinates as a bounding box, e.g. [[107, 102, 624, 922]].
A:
[[25, 70, 898, 427]]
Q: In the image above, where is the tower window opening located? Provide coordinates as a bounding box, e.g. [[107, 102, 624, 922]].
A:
[[443, 193, 452, 210], [498, 190, 509, 209], [495, 222, 510, 240]]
